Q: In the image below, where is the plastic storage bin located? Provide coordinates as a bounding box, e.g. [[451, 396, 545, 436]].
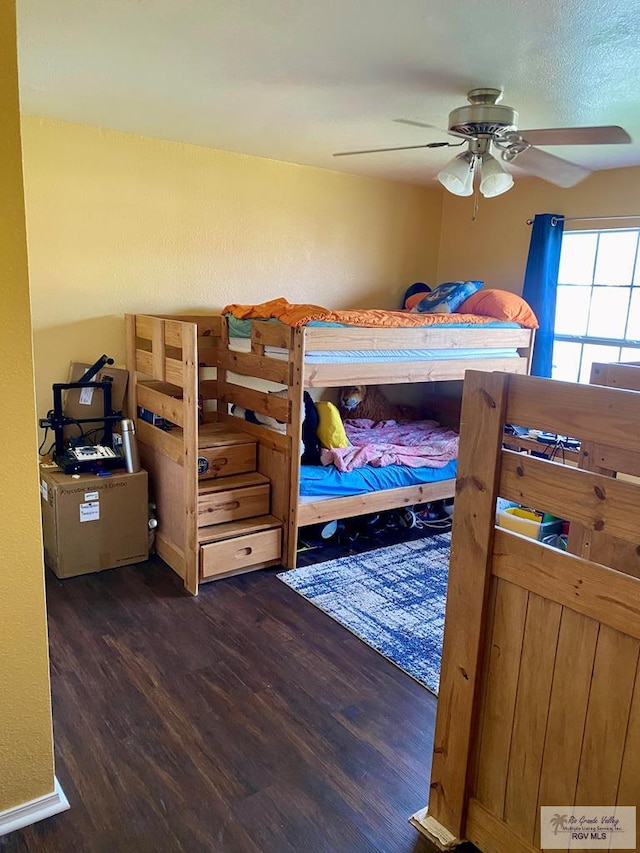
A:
[[496, 506, 563, 540]]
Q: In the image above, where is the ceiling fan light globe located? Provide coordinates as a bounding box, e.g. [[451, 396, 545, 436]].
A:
[[480, 171, 514, 197], [438, 170, 475, 196], [437, 152, 475, 196], [479, 154, 514, 197]]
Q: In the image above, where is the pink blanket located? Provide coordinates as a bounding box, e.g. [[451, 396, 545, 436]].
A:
[[321, 418, 459, 472]]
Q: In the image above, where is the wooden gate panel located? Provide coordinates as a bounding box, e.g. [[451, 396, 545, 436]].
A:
[[474, 578, 528, 817], [503, 593, 562, 844], [575, 625, 639, 805]]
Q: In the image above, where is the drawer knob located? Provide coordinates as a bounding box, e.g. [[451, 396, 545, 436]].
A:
[[236, 546, 253, 558]]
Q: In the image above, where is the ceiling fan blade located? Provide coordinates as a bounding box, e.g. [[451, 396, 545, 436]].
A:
[[333, 142, 452, 157], [394, 118, 440, 130], [520, 126, 631, 146], [512, 145, 591, 188], [394, 118, 471, 140]]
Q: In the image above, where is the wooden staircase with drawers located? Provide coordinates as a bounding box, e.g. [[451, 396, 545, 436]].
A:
[[196, 424, 281, 583], [125, 314, 285, 595]]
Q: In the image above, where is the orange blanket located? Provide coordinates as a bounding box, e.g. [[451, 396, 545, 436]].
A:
[[222, 297, 501, 328]]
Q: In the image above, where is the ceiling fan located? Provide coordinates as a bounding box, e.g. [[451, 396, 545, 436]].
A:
[[334, 88, 632, 198]]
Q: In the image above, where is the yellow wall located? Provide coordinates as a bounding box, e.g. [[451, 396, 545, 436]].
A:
[[437, 167, 640, 292], [21, 117, 443, 421], [0, 3, 55, 811]]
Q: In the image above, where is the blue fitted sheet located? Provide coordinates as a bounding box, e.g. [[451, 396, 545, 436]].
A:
[[303, 347, 518, 362], [299, 460, 457, 498]]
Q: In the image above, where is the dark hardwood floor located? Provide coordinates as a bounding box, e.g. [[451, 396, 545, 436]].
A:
[[3, 519, 476, 853]]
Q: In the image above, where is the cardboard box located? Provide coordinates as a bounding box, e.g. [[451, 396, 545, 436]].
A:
[[63, 362, 129, 440], [40, 466, 148, 578]]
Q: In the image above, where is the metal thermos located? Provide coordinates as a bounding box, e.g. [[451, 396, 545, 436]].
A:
[[120, 419, 141, 473]]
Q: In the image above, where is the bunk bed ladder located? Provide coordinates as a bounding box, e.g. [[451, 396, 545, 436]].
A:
[[126, 314, 200, 594]]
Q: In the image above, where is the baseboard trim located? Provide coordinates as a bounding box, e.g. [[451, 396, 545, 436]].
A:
[[0, 778, 69, 837]]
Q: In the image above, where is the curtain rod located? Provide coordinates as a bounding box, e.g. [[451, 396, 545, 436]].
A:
[[526, 214, 640, 226]]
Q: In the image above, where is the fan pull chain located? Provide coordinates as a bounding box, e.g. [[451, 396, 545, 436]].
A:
[[471, 157, 480, 222]]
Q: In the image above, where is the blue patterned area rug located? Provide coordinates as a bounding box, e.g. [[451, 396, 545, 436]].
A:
[[277, 533, 450, 694]]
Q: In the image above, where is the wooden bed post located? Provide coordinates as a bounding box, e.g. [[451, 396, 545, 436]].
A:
[[413, 370, 510, 847], [182, 322, 199, 595], [284, 326, 306, 569], [124, 314, 138, 420]]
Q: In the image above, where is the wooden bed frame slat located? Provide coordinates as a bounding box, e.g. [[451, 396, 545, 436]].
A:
[[136, 418, 184, 465], [251, 320, 294, 349], [199, 379, 218, 401], [304, 325, 533, 351], [157, 314, 222, 337], [297, 479, 456, 527], [218, 381, 291, 423], [164, 356, 184, 387], [135, 314, 160, 342], [216, 411, 289, 453], [218, 350, 292, 385], [304, 357, 527, 388], [506, 373, 640, 452], [499, 449, 640, 545], [591, 442, 640, 476], [493, 528, 640, 641], [137, 382, 185, 427], [163, 319, 186, 349], [135, 348, 155, 378]]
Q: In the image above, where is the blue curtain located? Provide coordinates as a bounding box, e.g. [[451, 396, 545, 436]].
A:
[[522, 213, 565, 377]]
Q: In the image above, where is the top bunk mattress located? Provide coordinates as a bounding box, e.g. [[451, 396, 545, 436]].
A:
[[228, 337, 520, 363], [228, 315, 524, 363]]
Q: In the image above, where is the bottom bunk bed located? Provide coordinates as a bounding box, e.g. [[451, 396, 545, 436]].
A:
[[297, 447, 458, 528]]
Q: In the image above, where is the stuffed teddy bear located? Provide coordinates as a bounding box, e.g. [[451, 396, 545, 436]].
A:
[[339, 385, 423, 422]]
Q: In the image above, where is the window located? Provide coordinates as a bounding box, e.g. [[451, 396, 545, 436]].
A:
[[552, 228, 640, 382]]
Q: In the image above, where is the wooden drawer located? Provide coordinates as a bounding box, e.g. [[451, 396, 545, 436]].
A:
[[197, 442, 256, 481], [200, 528, 281, 579], [197, 484, 270, 527]]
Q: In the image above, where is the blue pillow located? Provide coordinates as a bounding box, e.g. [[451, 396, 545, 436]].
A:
[[410, 280, 484, 314]]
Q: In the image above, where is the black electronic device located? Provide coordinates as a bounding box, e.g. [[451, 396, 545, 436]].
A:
[[55, 444, 126, 475], [536, 432, 580, 449], [39, 354, 126, 473]]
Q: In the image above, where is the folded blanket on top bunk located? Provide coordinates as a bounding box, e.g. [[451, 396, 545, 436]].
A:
[[222, 297, 518, 328], [321, 418, 458, 472]]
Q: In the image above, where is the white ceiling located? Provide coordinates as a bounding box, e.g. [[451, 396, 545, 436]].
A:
[[16, 0, 640, 187]]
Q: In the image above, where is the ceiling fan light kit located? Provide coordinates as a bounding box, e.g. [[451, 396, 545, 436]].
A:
[[438, 137, 515, 198], [334, 86, 631, 199]]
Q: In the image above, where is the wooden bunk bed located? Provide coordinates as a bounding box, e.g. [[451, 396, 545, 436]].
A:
[[415, 369, 640, 852], [126, 311, 534, 594]]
